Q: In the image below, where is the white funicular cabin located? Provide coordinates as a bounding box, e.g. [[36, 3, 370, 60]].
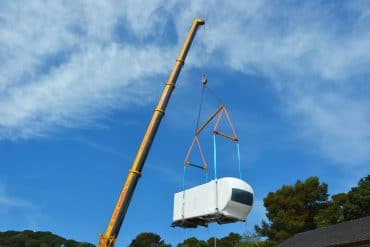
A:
[[172, 177, 254, 228]]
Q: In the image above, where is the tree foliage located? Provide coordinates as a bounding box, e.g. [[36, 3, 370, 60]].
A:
[[128, 232, 171, 247], [0, 230, 94, 247], [344, 175, 370, 220], [315, 175, 370, 227], [314, 192, 347, 227], [204, 233, 242, 247], [177, 232, 272, 247], [237, 232, 275, 247], [255, 175, 370, 243], [177, 237, 207, 247], [255, 177, 328, 242]]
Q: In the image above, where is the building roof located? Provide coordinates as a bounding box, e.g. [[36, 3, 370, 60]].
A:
[[278, 216, 370, 247]]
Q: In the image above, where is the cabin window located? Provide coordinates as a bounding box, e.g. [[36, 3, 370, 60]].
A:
[[231, 188, 253, 206]]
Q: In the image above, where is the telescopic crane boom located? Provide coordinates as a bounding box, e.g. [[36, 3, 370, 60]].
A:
[[97, 18, 205, 247]]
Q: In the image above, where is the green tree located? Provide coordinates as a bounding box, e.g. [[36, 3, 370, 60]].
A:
[[218, 233, 242, 247], [0, 230, 94, 247], [238, 232, 275, 247], [128, 232, 171, 247], [205, 233, 242, 247], [207, 237, 216, 247], [177, 237, 207, 247], [25, 239, 39, 247], [314, 175, 370, 227], [255, 177, 328, 242], [314, 193, 347, 227], [344, 175, 370, 220]]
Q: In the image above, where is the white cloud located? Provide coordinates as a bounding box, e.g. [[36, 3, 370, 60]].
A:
[[0, 43, 172, 138], [0, 0, 175, 139], [0, 184, 36, 209], [193, 1, 370, 165], [0, 1, 370, 165], [289, 93, 370, 165]]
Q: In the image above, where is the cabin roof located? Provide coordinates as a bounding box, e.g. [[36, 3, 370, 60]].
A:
[[278, 216, 370, 247]]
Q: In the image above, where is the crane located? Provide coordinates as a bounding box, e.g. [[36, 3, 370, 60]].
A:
[[97, 18, 205, 247]]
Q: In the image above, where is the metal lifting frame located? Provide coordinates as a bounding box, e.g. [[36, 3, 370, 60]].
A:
[[213, 105, 238, 142], [195, 104, 224, 136], [184, 135, 208, 170], [183, 103, 239, 172], [195, 104, 239, 142]]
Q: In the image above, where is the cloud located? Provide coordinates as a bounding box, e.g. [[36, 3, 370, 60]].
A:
[[193, 1, 370, 165], [0, 1, 174, 139], [0, 184, 36, 209], [0, 194, 35, 209], [1, 1, 370, 165], [288, 92, 370, 165]]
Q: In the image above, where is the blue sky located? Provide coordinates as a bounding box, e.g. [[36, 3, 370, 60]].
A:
[[1, 0, 370, 246]]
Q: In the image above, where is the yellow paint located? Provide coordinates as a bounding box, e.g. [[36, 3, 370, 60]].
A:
[[97, 18, 205, 247]]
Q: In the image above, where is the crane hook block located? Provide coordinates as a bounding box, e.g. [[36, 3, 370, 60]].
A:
[[201, 75, 208, 85]]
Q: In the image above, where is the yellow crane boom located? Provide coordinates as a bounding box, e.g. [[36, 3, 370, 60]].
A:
[[97, 18, 205, 247]]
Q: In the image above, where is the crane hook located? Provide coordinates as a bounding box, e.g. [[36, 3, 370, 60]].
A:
[[201, 75, 208, 86]]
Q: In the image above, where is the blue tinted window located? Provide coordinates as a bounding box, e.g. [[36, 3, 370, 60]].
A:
[[231, 188, 253, 206]]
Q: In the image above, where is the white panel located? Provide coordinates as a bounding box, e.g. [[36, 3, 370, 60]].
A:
[[173, 177, 254, 224], [173, 180, 216, 222], [220, 177, 254, 220]]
